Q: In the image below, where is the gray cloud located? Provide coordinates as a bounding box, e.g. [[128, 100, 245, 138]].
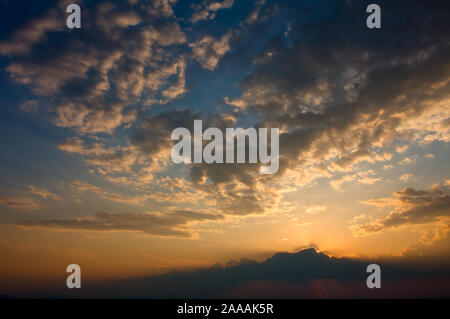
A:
[[17, 210, 224, 238], [186, 0, 450, 208], [190, 0, 234, 23], [0, 0, 187, 134], [133, 110, 276, 215], [27, 247, 450, 298], [0, 196, 39, 212], [2, 0, 449, 219], [133, 109, 200, 158], [132, 1, 450, 217], [353, 186, 450, 235]]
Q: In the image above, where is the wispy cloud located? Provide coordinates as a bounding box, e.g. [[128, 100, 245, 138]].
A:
[[190, 0, 234, 23], [28, 186, 61, 201], [0, 196, 39, 212], [17, 210, 224, 238], [351, 185, 450, 237]]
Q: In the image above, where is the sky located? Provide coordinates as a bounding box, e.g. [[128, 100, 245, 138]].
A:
[[0, 0, 449, 298]]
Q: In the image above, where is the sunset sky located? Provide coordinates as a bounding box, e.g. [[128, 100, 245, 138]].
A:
[[0, 0, 449, 298]]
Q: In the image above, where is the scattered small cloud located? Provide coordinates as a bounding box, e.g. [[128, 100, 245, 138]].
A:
[[399, 174, 414, 182], [28, 185, 60, 200], [190, 32, 233, 70], [305, 205, 327, 215], [399, 157, 413, 165], [190, 0, 234, 24], [0, 196, 39, 212], [396, 145, 409, 153]]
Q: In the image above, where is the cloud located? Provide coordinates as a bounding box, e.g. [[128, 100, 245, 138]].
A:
[[31, 247, 450, 298], [68, 180, 205, 207], [132, 110, 288, 216], [16, 210, 224, 238], [351, 185, 450, 236], [399, 157, 413, 165], [330, 170, 381, 191], [396, 145, 409, 153], [190, 0, 234, 23], [2, 0, 449, 220], [242, 0, 268, 25], [70, 180, 150, 205], [59, 138, 140, 173], [0, 6, 62, 55], [18, 100, 40, 113], [28, 186, 61, 201], [399, 174, 413, 182], [0, 196, 39, 212], [59, 136, 169, 185], [305, 205, 326, 215], [0, 0, 187, 134], [190, 32, 233, 70], [133, 108, 199, 161]]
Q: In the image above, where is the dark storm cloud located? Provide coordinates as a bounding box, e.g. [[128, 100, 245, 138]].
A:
[[45, 247, 450, 298], [16, 210, 223, 238]]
